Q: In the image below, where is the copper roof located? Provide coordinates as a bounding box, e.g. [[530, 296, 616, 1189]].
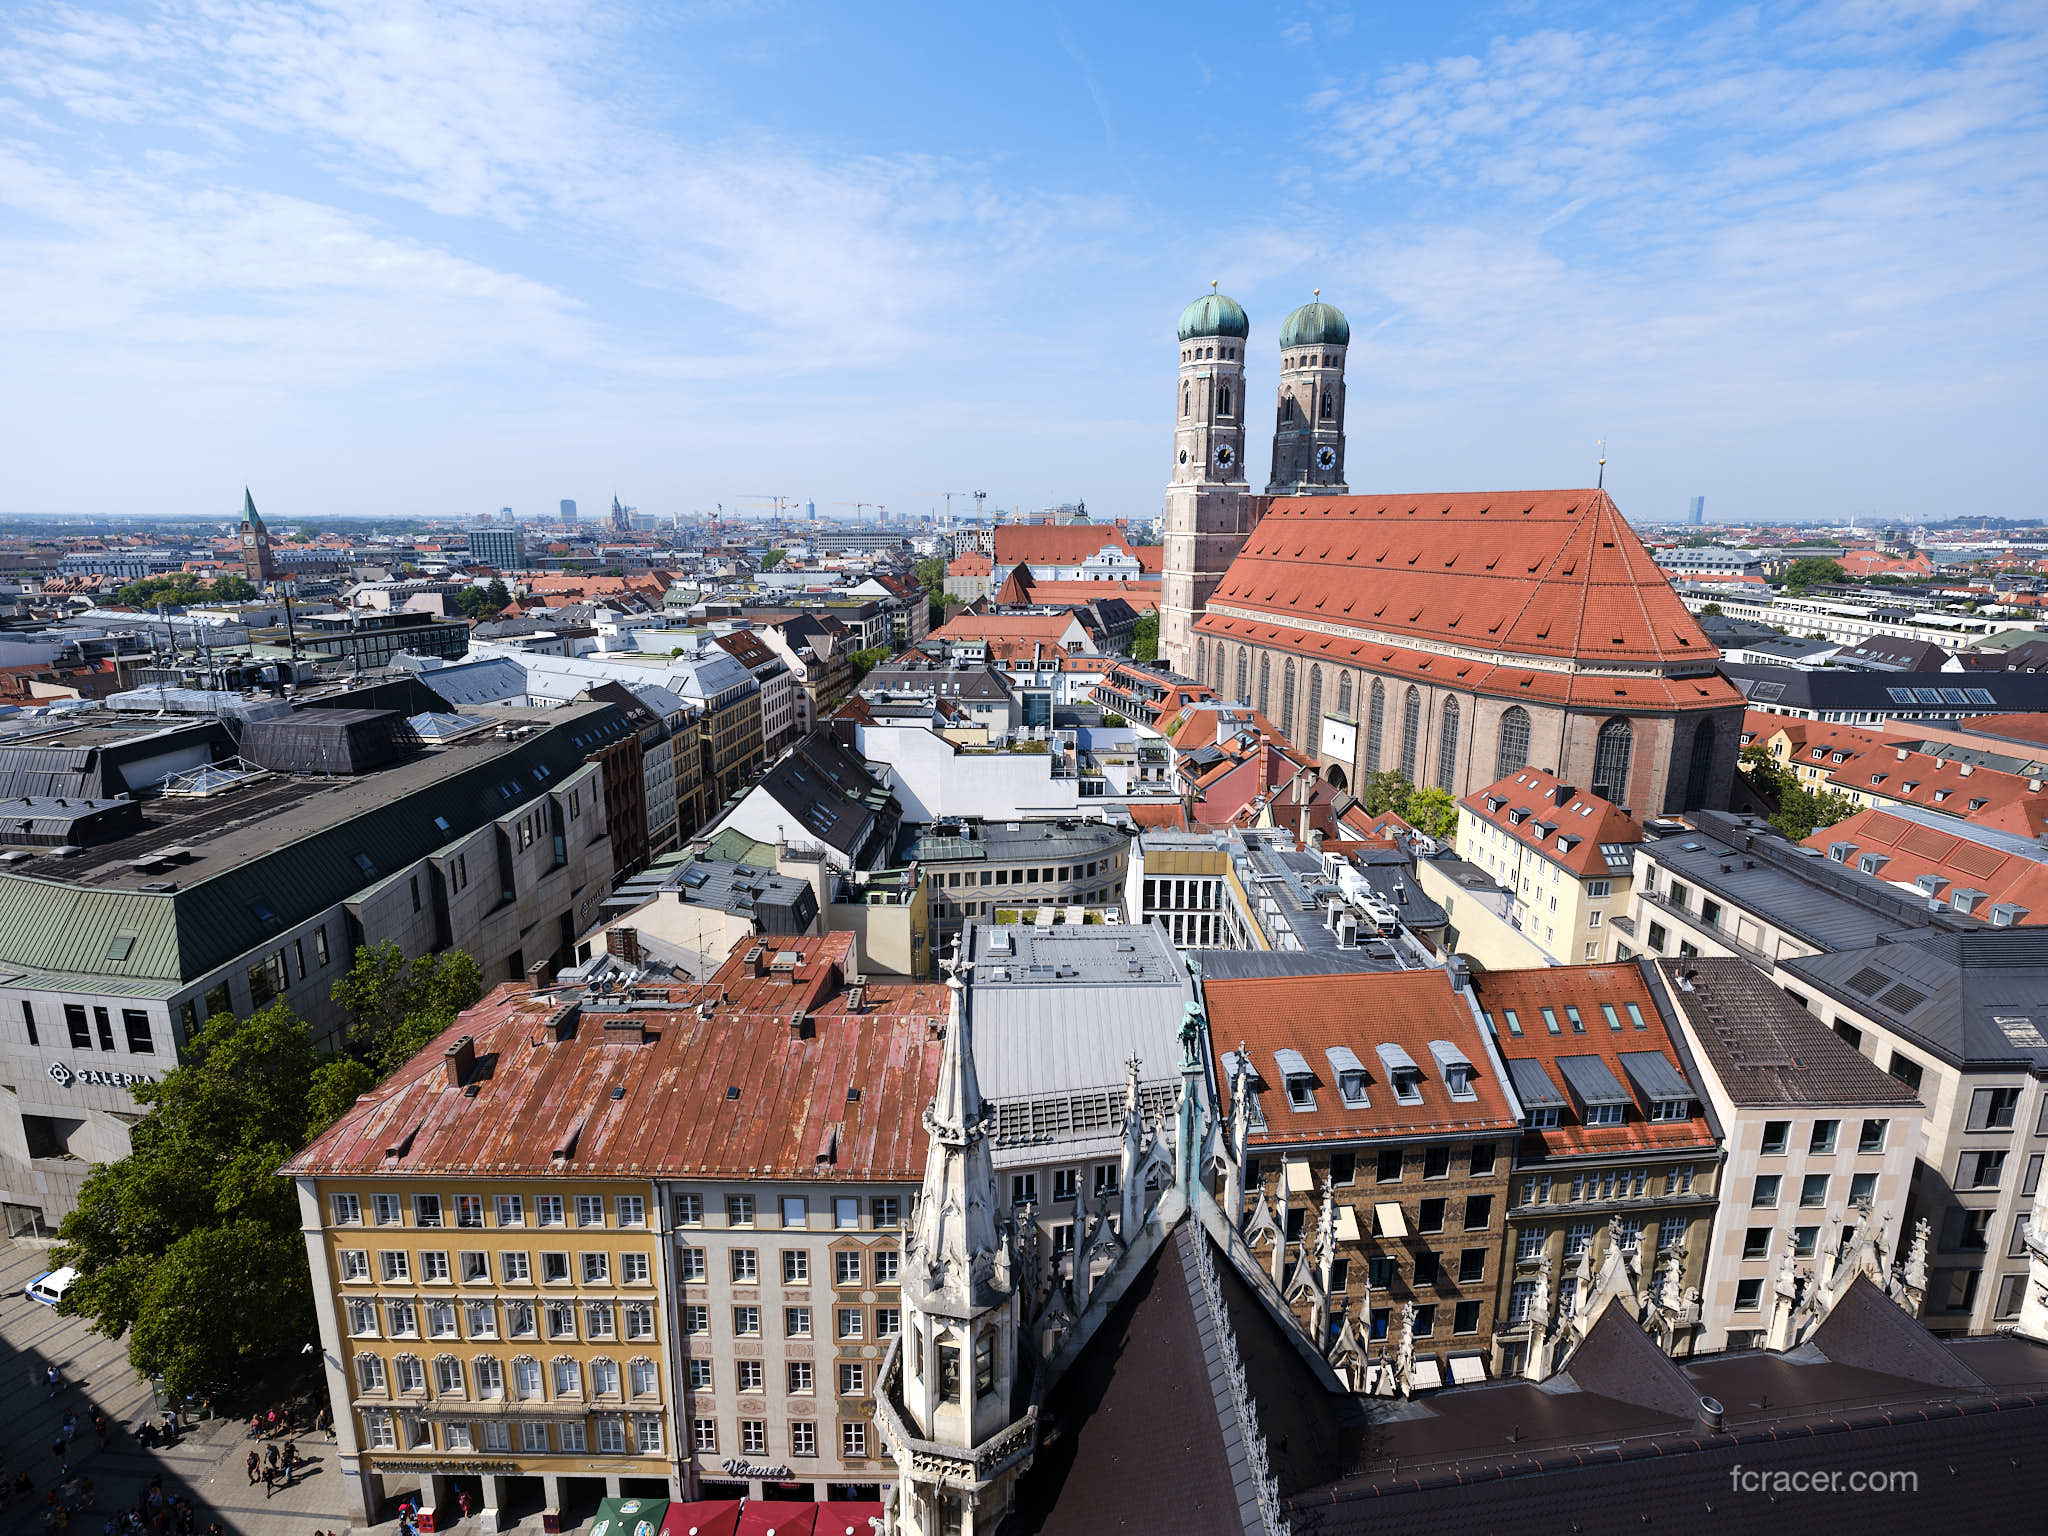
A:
[[1202, 490, 1722, 673], [285, 933, 948, 1182]]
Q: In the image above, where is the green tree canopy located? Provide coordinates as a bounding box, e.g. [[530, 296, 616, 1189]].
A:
[[331, 941, 485, 1075], [1739, 742, 1858, 841], [1131, 610, 1159, 662], [1361, 770, 1414, 816], [454, 586, 503, 620], [113, 573, 260, 608], [1781, 557, 1847, 589], [846, 645, 893, 684], [1404, 785, 1459, 840], [761, 548, 786, 569]]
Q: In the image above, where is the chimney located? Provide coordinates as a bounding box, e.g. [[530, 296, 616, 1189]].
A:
[[547, 1002, 581, 1041], [789, 1010, 814, 1041], [1446, 956, 1470, 993], [1553, 785, 1575, 806], [607, 926, 641, 964], [1257, 737, 1271, 796], [526, 959, 551, 988], [443, 1034, 475, 1089], [746, 943, 769, 977]]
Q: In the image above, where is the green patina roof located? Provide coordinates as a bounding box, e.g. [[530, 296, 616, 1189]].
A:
[[1279, 299, 1349, 348], [1178, 290, 1250, 342]]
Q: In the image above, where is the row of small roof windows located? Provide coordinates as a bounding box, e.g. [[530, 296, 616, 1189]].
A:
[[1231, 1040, 1477, 1119], [1505, 1050, 1693, 1130], [1483, 1000, 1648, 1038], [1887, 686, 1995, 706]]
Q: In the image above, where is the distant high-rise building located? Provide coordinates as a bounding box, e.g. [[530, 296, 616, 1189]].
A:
[[467, 527, 522, 570], [498, 505, 517, 526], [1688, 495, 1706, 526], [610, 495, 630, 533], [239, 487, 275, 584], [561, 499, 578, 523]]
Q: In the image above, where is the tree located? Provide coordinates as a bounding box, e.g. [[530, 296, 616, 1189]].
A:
[[454, 586, 502, 620], [1739, 743, 1856, 841], [486, 577, 511, 609], [331, 941, 485, 1075], [1404, 786, 1459, 840], [846, 645, 893, 684], [1700, 603, 1723, 616], [1362, 770, 1414, 815], [761, 548, 786, 569], [1131, 610, 1160, 662], [913, 556, 948, 630], [1781, 557, 1847, 589], [54, 1003, 324, 1398]]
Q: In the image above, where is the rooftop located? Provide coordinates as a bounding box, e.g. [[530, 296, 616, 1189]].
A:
[[285, 934, 948, 1181], [1656, 957, 1923, 1107], [1459, 766, 1642, 880], [1781, 928, 2048, 1071]]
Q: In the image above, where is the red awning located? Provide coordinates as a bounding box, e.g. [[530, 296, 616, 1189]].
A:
[[656, 1503, 742, 1536], [811, 1504, 884, 1536], [734, 1504, 818, 1536]]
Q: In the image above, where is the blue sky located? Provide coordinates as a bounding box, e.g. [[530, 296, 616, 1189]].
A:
[[2, 1, 2043, 525]]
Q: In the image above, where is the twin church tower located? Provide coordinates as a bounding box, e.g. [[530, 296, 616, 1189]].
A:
[[1159, 285, 1352, 672]]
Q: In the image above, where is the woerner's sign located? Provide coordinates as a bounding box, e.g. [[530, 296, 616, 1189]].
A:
[[48, 1062, 155, 1090], [720, 1456, 794, 1480]]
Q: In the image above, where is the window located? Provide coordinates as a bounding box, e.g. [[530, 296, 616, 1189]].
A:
[[1858, 1119, 1889, 1154], [1958, 1149, 2006, 1189], [1591, 718, 1632, 803], [551, 1358, 582, 1396], [1377, 1149, 1403, 1183], [1508, 1280, 1539, 1322], [347, 1300, 379, 1337], [839, 1362, 867, 1397], [836, 1250, 863, 1287], [836, 1195, 861, 1229], [735, 1358, 764, 1393], [875, 1198, 901, 1229], [674, 1193, 703, 1225], [1011, 1173, 1038, 1207], [741, 1420, 767, 1456], [788, 1359, 814, 1394], [1760, 1121, 1789, 1156], [692, 1419, 717, 1454], [877, 1306, 901, 1336], [1809, 1120, 1838, 1154], [537, 1196, 565, 1227], [1848, 1171, 1878, 1205], [340, 1250, 370, 1283], [1585, 1103, 1624, 1127], [1435, 697, 1460, 791], [733, 1305, 761, 1336], [1399, 687, 1422, 781], [1452, 1300, 1481, 1335], [730, 1248, 758, 1283], [785, 1305, 812, 1338], [1495, 706, 1531, 779], [620, 1252, 649, 1284], [501, 1252, 531, 1284], [1792, 1226, 1819, 1258], [1458, 1248, 1486, 1284], [540, 1252, 569, 1284], [685, 1359, 711, 1392], [1418, 1198, 1446, 1234], [413, 1194, 443, 1228], [545, 1301, 576, 1339], [838, 1306, 864, 1339], [581, 1252, 611, 1284], [1969, 1087, 2022, 1131], [1887, 1052, 1923, 1092], [1799, 1174, 1829, 1207], [332, 1193, 362, 1225], [1734, 1278, 1764, 1312], [1565, 1221, 1595, 1258], [727, 1195, 756, 1226], [466, 1300, 496, 1337], [1464, 1194, 1493, 1230], [122, 1010, 154, 1054], [496, 1195, 525, 1227], [615, 1196, 645, 1227], [842, 1421, 868, 1458], [505, 1300, 535, 1338], [791, 1421, 817, 1458], [381, 1251, 411, 1283], [596, 1418, 627, 1454], [365, 1413, 396, 1450], [576, 1196, 604, 1228], [396, 1356, 426, 1394], [1053, 1168, 1079, 1202]]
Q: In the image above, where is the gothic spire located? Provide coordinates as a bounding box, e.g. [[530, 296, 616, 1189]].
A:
[[906, 952, 1003, 1312]]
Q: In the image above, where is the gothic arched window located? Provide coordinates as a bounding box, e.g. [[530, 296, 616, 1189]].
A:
[[1495, 705, 1531, 781], [1219, 385, 1232, 415], [1257, 654, 1271, 718], [1436, 697, 1461, 791], [1683, 718, 1718, 811], [1182, 385, 1190, 418], [1365, 679, 1386, 768], [1399, 687, 1422, 782], [1335, 672, 1353, 717], [1235, 646, 1249, 702], [1306, 666, 1323, 742], [1593, 717, 1634, 805], [1319, 388, 1334, 420], [1280, 658, 1297, 740]]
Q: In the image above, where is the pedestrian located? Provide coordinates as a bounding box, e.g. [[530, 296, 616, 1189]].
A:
[[260, 1465, 275, 1501], [60, 1411, 77, 1442], [244, 1452, 259, 1486], [51, 1439, 66, 1464], [458, 1488, 474, 1522], [264, 1444, 279, 1474], [46, 1365, 62, 1397], [16, 1472, 35, 1500], [315, 1406, 332, 1438]]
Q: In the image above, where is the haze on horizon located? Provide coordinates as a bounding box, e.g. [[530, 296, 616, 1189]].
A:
[[2, 1, 2042, 527]]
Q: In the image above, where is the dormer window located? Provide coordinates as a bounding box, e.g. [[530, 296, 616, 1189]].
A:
[[1585, 1103, 1625, 1126], [1528, 1106, 1560, 1129], [1274, 1049, 1316, 1112], [1326, 1047, 1370, 1109], [1650, 1099, 1690, 1122], [1377, 1043, 1425, 1106]]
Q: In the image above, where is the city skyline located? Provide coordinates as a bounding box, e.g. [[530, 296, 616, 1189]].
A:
[[2, 1, 2043, 524]]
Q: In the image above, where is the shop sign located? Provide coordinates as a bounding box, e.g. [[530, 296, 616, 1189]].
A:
[[48, 1063, 155, 1090], [721, 1457, 794, 1480]]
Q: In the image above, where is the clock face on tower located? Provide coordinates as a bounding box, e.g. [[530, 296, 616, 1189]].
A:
[[1316, 445, 1337, 470], [1215, 444, 1236, 471], [1178, 449, 1188, 465]]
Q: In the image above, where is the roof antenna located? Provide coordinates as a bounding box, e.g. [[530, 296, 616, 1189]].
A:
[[1596, 438, 1608, 490]]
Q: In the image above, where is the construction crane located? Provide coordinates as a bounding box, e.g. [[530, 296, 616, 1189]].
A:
[[833, 501, 875, 528], [915, 491, 972, 532]]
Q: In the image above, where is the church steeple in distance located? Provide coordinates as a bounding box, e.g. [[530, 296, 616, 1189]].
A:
[[1160, 284, 1258, 675], [1267, 292, 1350, 495]]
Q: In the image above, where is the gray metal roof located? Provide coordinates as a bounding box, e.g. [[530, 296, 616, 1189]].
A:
[[1617, 1050, 1693, 1102], [1273, 1048, 1313, 1082], [1325, 1045, 1366, 1080], [1428, 1038, 1473, 1073], [1555, 1054, 1631, 1107], [1782, 929, 2048, 1070], [1505, 1057, 1566, 1107], [1376, 1041, 1420, 1077], [966, 922, 1190, 1104]]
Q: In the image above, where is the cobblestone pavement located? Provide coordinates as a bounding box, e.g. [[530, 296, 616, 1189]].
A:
[[0, 1239, 348, 1536]]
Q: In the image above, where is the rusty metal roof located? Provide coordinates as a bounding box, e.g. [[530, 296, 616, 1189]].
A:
[[285, 932, 948, 1182]]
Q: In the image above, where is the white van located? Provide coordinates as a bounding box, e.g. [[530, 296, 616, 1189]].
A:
[[24, 1266, 77, 1306]]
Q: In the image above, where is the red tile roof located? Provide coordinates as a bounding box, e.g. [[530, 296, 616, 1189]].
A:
[[991, 522, 1137, 566], [947, 552, 992, 576], [933, 613, 1086, 644], [1468, 965, 1716, 1161], [1196, 611, 1742, 712], [285, 934, 949, 1181], [1019, 580, 1163, 611], [1797, 808, 2048, 922], [1206, 971, 1518, 1145], [1205, 490, 1720, 668], [1458, 766, 1642, 880]]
